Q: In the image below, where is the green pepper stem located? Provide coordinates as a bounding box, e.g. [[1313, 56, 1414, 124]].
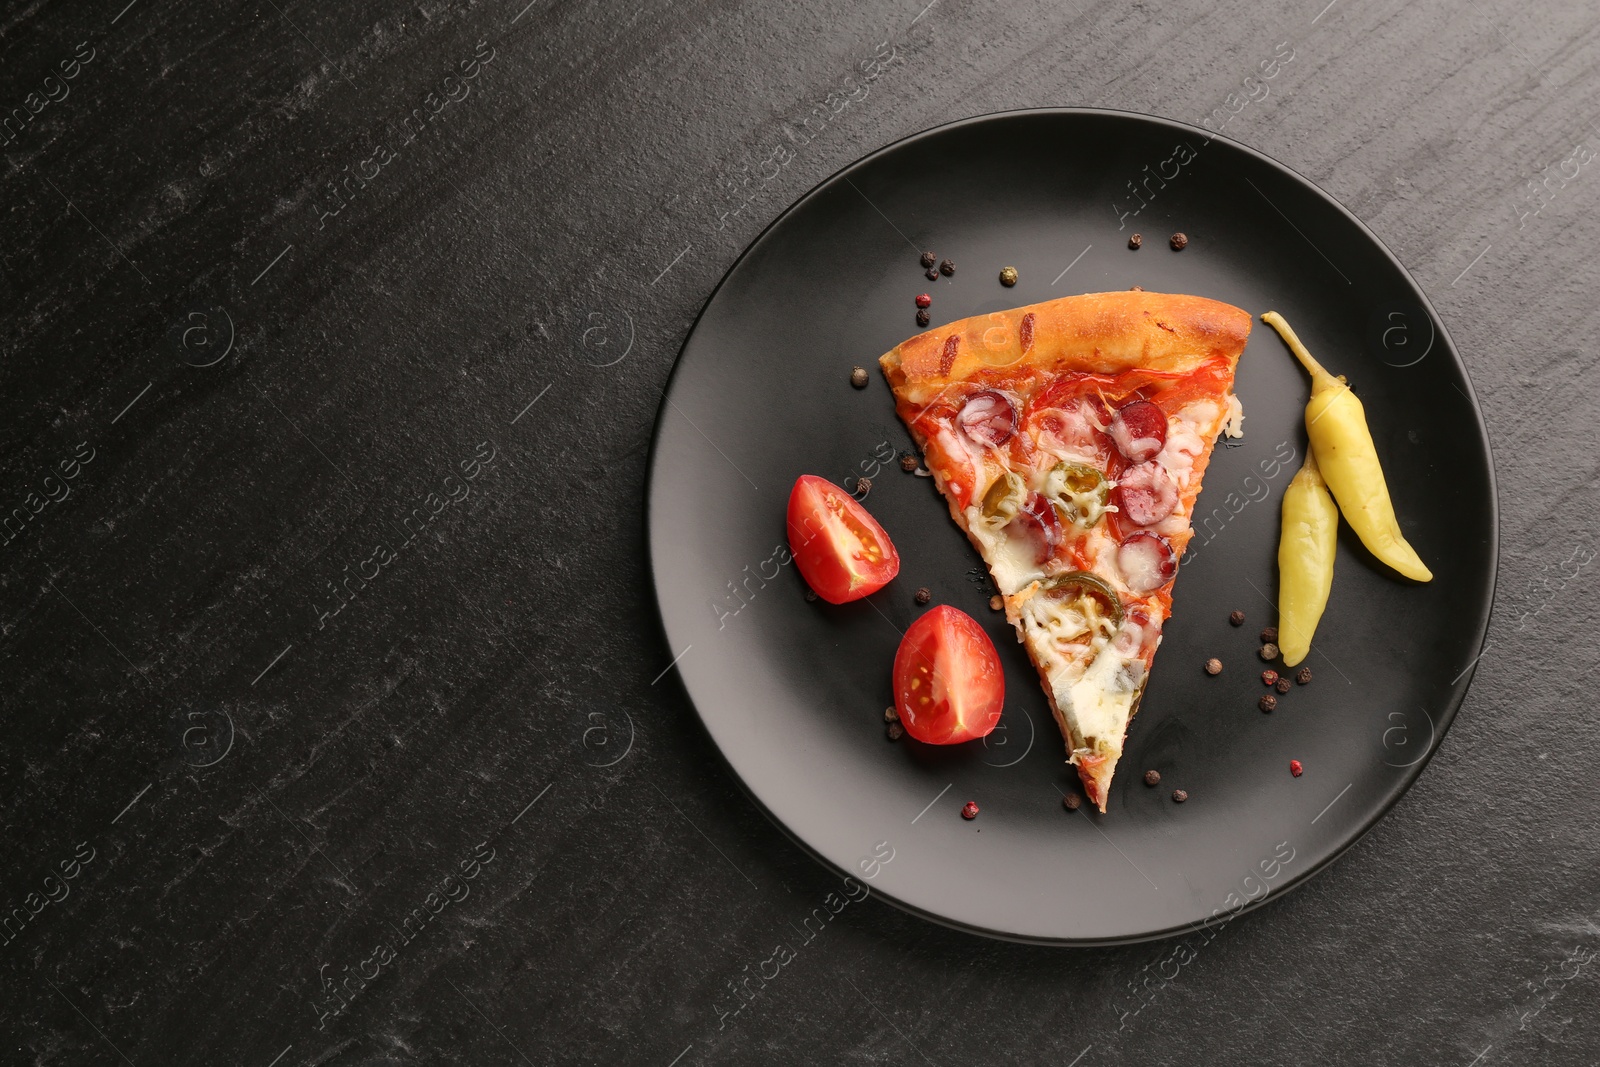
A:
[[1263, 312, 1342, 392]]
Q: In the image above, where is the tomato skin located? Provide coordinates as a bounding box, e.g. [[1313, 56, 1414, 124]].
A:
[[786, 475, 900, 604], [892, 605, 1005, 744]]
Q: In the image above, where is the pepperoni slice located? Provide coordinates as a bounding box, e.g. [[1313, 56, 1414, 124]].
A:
[[1109, 400, 1167, 462], [1114, 461, 1179, 526], [1010, 491, 1062, 564], [958, 390, 1017, 448], [1117, 532, 1177, 594]]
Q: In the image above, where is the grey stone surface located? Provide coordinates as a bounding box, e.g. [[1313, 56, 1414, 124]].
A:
[[1, 0, 1596, 1064]]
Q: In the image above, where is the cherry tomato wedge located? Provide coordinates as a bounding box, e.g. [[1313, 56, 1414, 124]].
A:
[[893, 605, 1005, 744], [786, 475, 900, 604]]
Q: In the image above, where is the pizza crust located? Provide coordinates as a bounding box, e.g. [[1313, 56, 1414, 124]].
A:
[[879, 290, 1252, 402]]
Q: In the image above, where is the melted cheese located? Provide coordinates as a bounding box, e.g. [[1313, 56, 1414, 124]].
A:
[[1063, 642, 1145, 749], [1222, 392, 1245, 438], [1016, 592, 1146, 752], [965, 502, 1044, 594]]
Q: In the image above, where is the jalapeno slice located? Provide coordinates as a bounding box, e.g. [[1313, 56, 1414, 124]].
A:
[[1044, 462, 1110, 528], [1040, 570, 1125, 631], [980, 471, 1026, 522]]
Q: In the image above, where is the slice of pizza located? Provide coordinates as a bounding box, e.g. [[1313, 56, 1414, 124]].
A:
[[879, 291, 1251, 811]]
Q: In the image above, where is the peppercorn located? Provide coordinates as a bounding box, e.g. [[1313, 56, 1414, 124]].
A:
[[804, 587, 818, 602], [1143, 769, 1161, 786], [886, 722, 904, 741], [920, 251, 936, 269], [925, 268, 939, 281], [916, 309, 930, 327], [1171, 789, 1189, 803], [999, 266, 1018, 287], [1170, 232, 1189, 250], [1296, 667, 1312, 685], [1063, 792, 1082, 811], [1289, 759, 1303, 777], [1229, 610, 1245, 626], [900, 454, 918, 472], [850, 366, 869, 388], [1260, 627, 1278, 644], [1204, 657, 1222, 675], [914, 587, 931, 605], [1128, 233, 1143, 250], [1129, 285, 1144, 291], [939, 258, 955, 276], [915, 292, 932, 308], [1259, 643, 1279, 660], [1259, 694, 1277, 712], [855, 477, 872, 497], [961, 800, 979, 820], [989, 594, 1003, 611], [884, 706, 899, 722], [1261, 670, 1279, 686], [1276, 677, 1292, 694]]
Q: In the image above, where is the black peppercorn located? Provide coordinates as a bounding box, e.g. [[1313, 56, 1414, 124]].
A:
[[939, 258, 955, 276], [1143, 769, 1161, 786], [900, 454, 918, 472], [1063, 792, 1081, 811], [916, 308, 930, 327], [1260, 627, 1278, 643], [925, 268, 939, 280], [1260, 643, 1279, 660], [1297, 667, 1313, 685], [1171, 789, 1189, 803], [1170, 232, 1189, 250], [1229, 610, 1245, 626], [920, 251, 936, 268], [1260, 695, 1278, 712], [1128, 233, 1143, 250], [914, 587, 931, 605]]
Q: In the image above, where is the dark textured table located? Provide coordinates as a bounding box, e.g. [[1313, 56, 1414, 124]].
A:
[[3, 1, 1596, 1064]]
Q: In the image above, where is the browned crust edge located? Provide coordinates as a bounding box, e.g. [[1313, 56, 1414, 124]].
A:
[[879, 290, 1251, 396]]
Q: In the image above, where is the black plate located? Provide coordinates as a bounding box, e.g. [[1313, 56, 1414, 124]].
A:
[[646, 109, 1496, 945]]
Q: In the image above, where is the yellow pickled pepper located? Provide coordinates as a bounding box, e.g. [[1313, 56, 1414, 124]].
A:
[[1262, 312, 1434, 583], [1277, 452, 1338, 667]]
